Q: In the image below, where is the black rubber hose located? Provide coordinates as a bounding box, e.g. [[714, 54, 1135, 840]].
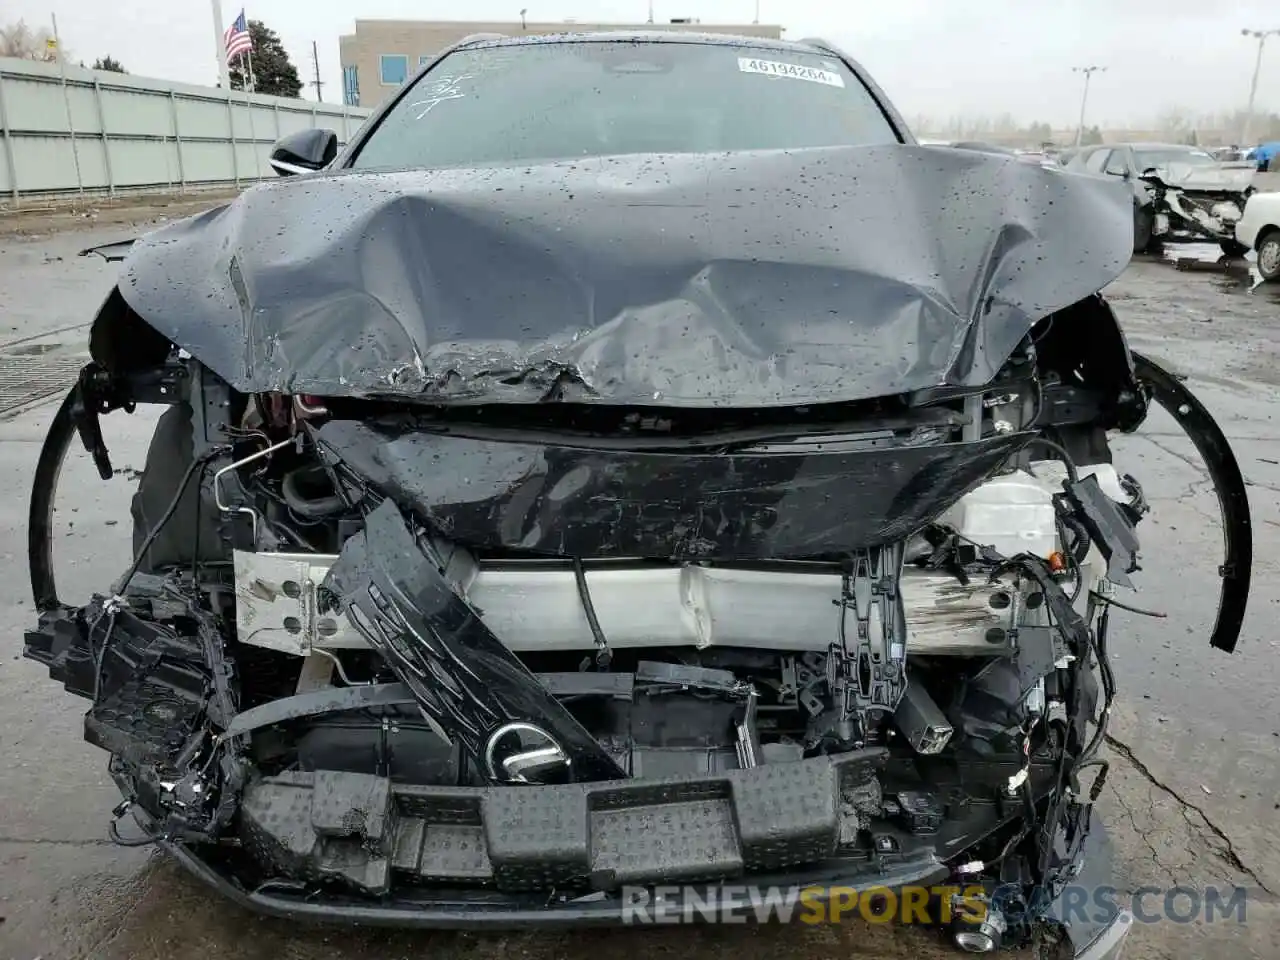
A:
[[573, 558, 611, 667], [1027, 435, 1080, 483], [1078, 605, 1117, 766], [111, 451, 219, 597], [281, 464, 346, 518]]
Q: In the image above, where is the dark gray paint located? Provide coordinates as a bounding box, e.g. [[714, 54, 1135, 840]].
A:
[[108, 145, 1133, 407]]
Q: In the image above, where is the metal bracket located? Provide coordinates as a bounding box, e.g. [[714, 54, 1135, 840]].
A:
[[70, 360, 190, 480], [70, 362, 135, 479], [828, 544, 908, 742]]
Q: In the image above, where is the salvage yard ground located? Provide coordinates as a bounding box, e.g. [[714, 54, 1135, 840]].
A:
[[0, 204, 1277, 960]]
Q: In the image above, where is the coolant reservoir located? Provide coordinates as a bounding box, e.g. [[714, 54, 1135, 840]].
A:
[[941, 470, 1057, 559]]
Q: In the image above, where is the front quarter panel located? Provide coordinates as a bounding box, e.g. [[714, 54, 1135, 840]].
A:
[[1236, 195, 1278, 247]]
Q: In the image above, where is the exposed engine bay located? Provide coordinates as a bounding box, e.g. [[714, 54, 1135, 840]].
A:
[[1139, 164, 1254, 249], [23, 145, 1253, 956]]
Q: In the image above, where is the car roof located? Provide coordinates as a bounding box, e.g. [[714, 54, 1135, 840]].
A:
[[458, 30, 837, 56], [950, 141, 1013, 153], [1072, 142, 1214, 156], [1114, 142, 1206, 151]]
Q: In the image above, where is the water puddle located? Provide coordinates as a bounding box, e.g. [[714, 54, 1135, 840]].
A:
[[6, 341, 64, 356]]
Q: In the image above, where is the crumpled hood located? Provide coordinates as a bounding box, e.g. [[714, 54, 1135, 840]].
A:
[[1147, 161, 1255, 194], [108, 144, 1133, 407]]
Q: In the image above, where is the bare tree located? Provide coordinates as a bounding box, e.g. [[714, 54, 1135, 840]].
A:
[[993, 113, 1018, 135], [1024, 121, 1054, 144], [1155, 106, 1193, 139], [0, 19, 60, 61], [964, 116, 994, 137]]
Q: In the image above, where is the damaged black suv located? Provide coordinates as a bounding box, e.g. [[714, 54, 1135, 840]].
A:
[[25, 31, 1252, 959]]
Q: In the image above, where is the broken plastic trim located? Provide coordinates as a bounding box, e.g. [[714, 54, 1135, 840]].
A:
[[29, 385, 79, 611], [80, 239, 137, 263], [28, 366, 188, 611], [1131, 352, 1251, 653], [323, 499, 629, 783]]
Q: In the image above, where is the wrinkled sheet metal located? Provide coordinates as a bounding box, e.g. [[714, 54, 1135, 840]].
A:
[[106, 145, 1132, 406], [1143, 162, 1254, 193], [314, 419, 1031, 559]]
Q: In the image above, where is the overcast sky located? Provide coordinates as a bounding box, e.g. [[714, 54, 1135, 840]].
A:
[[9, 0, 1280, 127]]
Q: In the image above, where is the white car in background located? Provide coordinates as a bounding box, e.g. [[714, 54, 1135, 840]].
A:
[[1235, 191, 1280, 281]]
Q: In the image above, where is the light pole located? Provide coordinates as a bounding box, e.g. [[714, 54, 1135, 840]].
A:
[[1241, 28, 1280, 147], [1072, 65, 1106, 148], [210, 0, 229, 89]]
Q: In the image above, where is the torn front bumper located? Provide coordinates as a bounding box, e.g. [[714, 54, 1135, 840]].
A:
[[231, 751, 893, 894], [1149, 190, 1246, 244], [147, 771, 1131, 959], [1040, 822, 1134, 960]]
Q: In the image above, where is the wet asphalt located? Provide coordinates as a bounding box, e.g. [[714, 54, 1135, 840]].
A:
[[0, 214, 1278, 960]]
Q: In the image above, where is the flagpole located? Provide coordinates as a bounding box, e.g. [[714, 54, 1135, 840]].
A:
[[211, 0, 230, 88], [240, 45, 258, 177], [242, 10, 256, 93]]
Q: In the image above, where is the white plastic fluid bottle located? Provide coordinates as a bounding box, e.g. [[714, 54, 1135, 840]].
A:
[[940, 470, 1058, 559]]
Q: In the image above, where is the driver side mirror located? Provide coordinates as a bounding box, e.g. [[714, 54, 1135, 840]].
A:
[[269, 128, 338, 176]]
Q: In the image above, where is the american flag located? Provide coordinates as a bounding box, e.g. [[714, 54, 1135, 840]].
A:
[[224, 10, 252, 61]]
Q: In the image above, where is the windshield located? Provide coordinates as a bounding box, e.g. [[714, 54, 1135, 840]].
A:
[[350, 40, 900, 170], [1133, 147, 1218, 171]]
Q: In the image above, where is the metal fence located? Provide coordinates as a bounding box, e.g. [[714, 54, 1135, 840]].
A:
[[0, 56, 373, 205]]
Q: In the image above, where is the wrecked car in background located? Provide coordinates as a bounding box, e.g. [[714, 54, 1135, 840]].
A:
[[26, 31, 1252, 959], [1066, 142, 1257, 256]]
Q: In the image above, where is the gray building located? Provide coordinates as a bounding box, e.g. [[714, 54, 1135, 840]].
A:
[[338, 18, 786, 108]]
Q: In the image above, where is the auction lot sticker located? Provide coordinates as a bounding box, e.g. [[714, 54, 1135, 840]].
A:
[[737, 57, 845, 87]]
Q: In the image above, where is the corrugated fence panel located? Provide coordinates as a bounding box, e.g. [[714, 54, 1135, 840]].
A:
[[4, 73, 73, 132], [108, 138, 182, 189], [100, 87, 174, 137], [229, 99, 279, 142], [181, 140, 237, 183], [178, 96, 234, 140], [0, 56, 373, 202], [11, 136, 110, 191], [275, 109, 314, 138], [234, 140, 265, 178]]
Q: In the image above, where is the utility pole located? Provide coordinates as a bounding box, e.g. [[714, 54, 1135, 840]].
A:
[[1241, 28, 1280, 146], [210, 0, 230, 89], [311, 40, 324, 102], [753, 0, 760, 24], [1072, 65, 1105, 148], [647, 0, 654, 24]]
